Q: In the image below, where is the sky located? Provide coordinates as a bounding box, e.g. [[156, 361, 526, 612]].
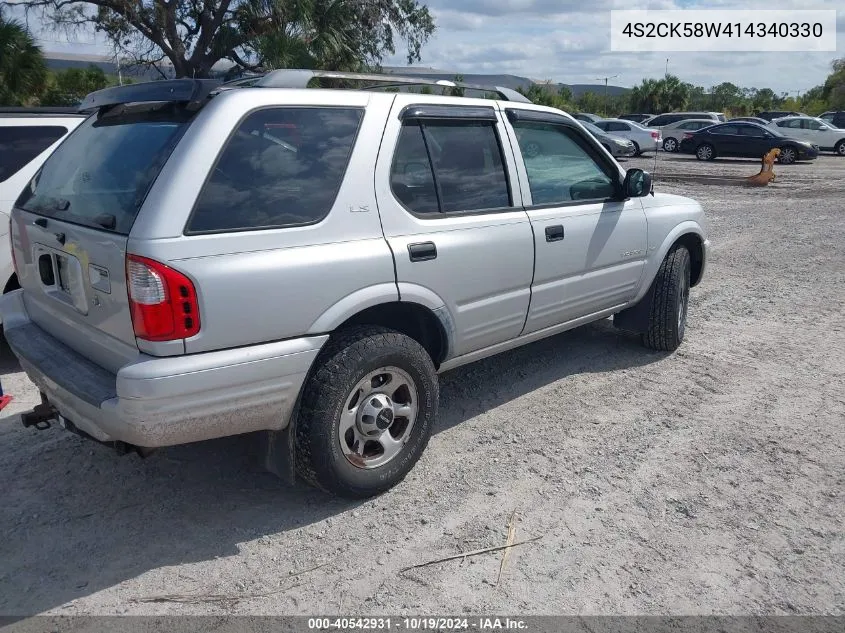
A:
[[8, 0, 845, 93]]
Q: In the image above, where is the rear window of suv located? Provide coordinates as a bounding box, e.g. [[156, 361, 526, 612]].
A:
[[15, 103, 192, 234], [186, 106, 364, 233], [0, 125, 67, 183]]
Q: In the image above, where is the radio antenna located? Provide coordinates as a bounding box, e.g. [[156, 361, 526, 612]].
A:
[[648, 123, 659, 195]]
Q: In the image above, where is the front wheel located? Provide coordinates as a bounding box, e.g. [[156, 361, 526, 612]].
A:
[[642, 246, 691, 352], [778, 145, 797, 164], [696, 144, 715, 161], [663, 137, 678, 152], [294, 326, 438, 498]]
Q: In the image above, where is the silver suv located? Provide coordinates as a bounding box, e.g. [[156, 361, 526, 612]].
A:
[[2, 71, 710, 498]]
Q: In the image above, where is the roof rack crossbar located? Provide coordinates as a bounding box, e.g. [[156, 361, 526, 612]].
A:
[[252, 69, 532, 103]]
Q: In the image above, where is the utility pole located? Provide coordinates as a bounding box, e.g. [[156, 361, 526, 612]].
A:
[[665, 58, 669, 77], [595, 75, 619, 116]]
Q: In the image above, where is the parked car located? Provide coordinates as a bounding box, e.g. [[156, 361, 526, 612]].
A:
[[728, 117, 771, 125], [755, 110, 806, 122], [1, 72, 710, 499], [579, 121, 637, 158], [591, 119, 661, 154], [818, 111, 845, 130], [618, 113, 654, 123], [769, 116, 845, 156], [660, 119, 718, 152], [571, 112, 603, 124], [642, 111, 723, 129], [679, 121, 819, 163], [0, 108, 86, 321]]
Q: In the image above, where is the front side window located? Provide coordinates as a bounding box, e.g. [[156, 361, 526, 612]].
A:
[[807, 119, 823, 130], [512, 121, 617, 205], [390, 119, 511, 214], [608, 122, 630, 132], [188, 107, 364, 233], [0, 125, 67, 183]]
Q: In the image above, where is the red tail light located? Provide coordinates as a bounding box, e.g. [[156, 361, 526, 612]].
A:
[[650, 131, 659, 139], [126, 254, 200, 342], [683, 132, 694, 139]]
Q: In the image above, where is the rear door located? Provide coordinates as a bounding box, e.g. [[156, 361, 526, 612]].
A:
[[10, 104, 194, 371], [502, 107, 647, 334], [374, 97, 534, 359]]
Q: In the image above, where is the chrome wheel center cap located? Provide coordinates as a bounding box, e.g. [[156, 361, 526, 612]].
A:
[[357, 394, 394, 436]]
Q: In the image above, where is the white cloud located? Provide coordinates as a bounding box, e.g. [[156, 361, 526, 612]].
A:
[[396, 0, 845, 92]]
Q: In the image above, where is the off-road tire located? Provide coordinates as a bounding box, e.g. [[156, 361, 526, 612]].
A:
[[642, 245, 691, 352], [294, 325, 438, 499]]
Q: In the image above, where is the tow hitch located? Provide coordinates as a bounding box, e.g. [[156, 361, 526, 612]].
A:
[[21, 403, 58, 430], [20, 397, 156, 458]]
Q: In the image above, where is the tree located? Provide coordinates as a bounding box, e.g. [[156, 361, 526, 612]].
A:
[[656, 74, 689, 111], [8, 0, 436, 79], [0, 8, 47, 105], [822, 57, 845, 109], [575, 91, 604, 114], [40, 64, 112, 105]]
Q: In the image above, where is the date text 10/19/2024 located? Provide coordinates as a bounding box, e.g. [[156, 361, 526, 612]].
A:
[[308, 618, 528, 630]]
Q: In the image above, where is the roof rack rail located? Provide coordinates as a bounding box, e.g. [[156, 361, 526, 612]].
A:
[[77, 78, 222, 112], [0, 106, 86, 116], [245, 69, 532, 103]]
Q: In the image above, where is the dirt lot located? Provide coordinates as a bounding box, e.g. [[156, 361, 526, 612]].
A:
[[0, 153, 843, 617]]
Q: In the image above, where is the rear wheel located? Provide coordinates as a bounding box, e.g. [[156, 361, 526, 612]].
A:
[[294, 326, 438, 499], [632, 141, 641, 156], [834, 140, 845, 156], [696, 143, 715, 161], [642, 246, 691, 352], [778, 145, 797, 164], [663, 137, 678, 152]]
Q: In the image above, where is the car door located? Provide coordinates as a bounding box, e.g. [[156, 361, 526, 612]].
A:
[[705, 124, 741, 156], [374, 98, 535, 359], [500, 107, 648, 334], [775, 118, 807, 142], [737, 124, 776, 156]]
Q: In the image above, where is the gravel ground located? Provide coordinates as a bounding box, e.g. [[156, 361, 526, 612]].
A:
[[0, 153, 843, 617]]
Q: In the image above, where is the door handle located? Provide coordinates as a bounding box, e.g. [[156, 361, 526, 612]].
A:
[[545, 225, 565, 242], [408, 241, 437, 262]]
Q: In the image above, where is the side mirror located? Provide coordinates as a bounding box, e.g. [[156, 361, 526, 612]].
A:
[[622, 168, 652, 198], [818, 125, 829, 131]]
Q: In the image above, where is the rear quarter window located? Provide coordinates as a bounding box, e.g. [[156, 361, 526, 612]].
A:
[[0, 125, 67, 183], [187, 107, 364, 233]]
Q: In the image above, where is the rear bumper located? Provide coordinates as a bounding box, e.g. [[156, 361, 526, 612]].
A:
[[0, 290, 326, 447]]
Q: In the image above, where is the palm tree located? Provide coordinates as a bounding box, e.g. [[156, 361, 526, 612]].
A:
[[0, 9, 47, 106]]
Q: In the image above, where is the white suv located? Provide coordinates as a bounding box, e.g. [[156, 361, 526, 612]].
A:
[[0, 108, 86, 318]]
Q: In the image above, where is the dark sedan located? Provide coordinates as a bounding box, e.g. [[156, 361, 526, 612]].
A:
[[678, 121, 818, 164]]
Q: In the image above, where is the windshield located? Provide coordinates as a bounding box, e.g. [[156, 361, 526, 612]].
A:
[[15, 102, 193, 235]]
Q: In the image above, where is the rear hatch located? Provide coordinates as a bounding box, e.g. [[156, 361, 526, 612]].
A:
[[10, 101, 195, 371]]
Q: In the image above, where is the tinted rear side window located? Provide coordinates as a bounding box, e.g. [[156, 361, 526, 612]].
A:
[[0, 125, 67, 183], [16, 105, 191, 234], [390, 120, 511, 215], [187, 107, 364, 233]]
